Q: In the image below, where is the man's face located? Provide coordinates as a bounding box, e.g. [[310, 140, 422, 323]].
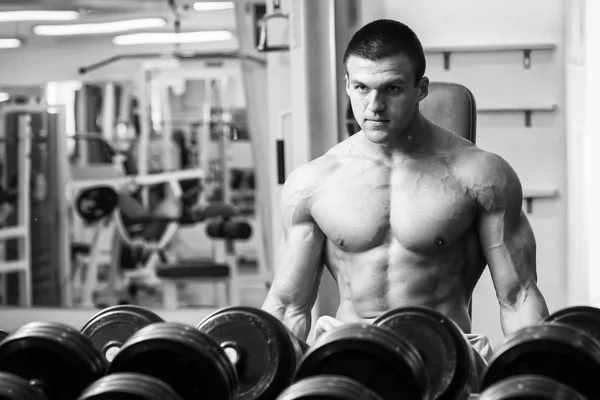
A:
[[345, 54, 428, 144]]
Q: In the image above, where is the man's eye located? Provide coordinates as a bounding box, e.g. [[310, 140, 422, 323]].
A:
[[388, 86, 401, 93]]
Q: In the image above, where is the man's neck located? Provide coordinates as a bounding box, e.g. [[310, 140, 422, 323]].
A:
[[361, 112, 434, 160]]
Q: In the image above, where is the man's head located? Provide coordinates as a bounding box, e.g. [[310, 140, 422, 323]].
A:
[[344, 19, 429, 144]]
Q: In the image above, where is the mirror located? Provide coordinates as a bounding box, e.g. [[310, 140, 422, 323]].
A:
[[0, 1, 268, 312]]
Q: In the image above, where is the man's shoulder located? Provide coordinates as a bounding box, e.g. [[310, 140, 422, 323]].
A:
[[454, 147, 523, 209], [457, 147, 518, 182]]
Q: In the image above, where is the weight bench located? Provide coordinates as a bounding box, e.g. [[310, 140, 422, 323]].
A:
[[155, 207, 251, 309]]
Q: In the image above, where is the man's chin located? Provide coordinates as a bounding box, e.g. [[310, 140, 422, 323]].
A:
[[364, 129, 393, 143]]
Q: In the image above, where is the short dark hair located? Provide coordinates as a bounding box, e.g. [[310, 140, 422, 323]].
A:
[[343, 19, 426, 87]]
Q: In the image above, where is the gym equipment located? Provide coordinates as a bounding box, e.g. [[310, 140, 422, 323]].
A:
[[0, 321, 106, 400], [478, 375, 586, 400], [80, 305, 164, 363], [206, 218, 253, 240], [107, 322, 238, 400], [373, 306, 483, 400], [257, 0, 289, 52], [75, 186, 119, 224], [77, 372, 183, 400], [482, 324, 600, 400], [544, 305, 600, 343], [0, 371, 47, 400], [197, 306, 308, 400], [294, 324, 430, 400], [1, 106, 69, 307], [276, 375, 383, 400]]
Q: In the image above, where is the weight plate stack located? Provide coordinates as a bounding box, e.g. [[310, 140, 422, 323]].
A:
[[0, 371, 48, 400], [197, 306, 307, 400], [108, 322, 238, 400], [478, 374, 586, 400], [482, 324, 600, 400], [544, 305, 600, 344], [77, 372, 183, 400], [373, 306, 478, 400], [0, 321, 106, 400], [81, 305, 164, 363], [276, 375, 384, 400], [294, 324, 430, 400]]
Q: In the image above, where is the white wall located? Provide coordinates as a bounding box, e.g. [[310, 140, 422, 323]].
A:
[[565, 0, 589, 306], [572, 0, 600, 307], [362, 0, 568, 348]]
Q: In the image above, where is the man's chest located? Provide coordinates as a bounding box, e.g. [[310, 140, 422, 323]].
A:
[[310, 165, 477, 252]]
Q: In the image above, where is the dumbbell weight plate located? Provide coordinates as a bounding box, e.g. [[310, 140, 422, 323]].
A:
[[276, 375, 383, 400], [482, 324, 600, 400], [75, 186, 119, 224], [108, 322, 238, 400], [0, 371, 47, 400], [0, 321, 106, 400], [81, 305, 164, 363], [77, 372, 183, 400], [197, 307, 307, 400], [544, 305, 600, 343], [294, 324, 430, 400], [373, 306, 477, 400], [478, 374, 586, 400]]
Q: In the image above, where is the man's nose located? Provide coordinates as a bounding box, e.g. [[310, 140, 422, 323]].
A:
[[367, 91, 386, 113]]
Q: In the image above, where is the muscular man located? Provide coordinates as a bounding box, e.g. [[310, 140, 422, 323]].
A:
[[261, 19, 549, 356]]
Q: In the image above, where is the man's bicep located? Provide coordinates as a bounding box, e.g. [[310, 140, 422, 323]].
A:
[[264, 164, 325, 313], [479, 208, 538, 306], [267, 220, 326, 312], [476, 155, 538, 308]]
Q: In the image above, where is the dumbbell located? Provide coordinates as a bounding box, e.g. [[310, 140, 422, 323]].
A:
[[0, 321, 106, 400], [482, 322, 600, 399], [0, 372, 47, 400], [196, 306, 308, 400], [276, 375, 384, 400], [543, 305, 600, 343], [80, 305, 164, 363], [372, 306, 486, 400], [478, 375, 586, 400], [77, 373, 183, 400], [107, 322, 239, 400], [294, 323, 430, 400]]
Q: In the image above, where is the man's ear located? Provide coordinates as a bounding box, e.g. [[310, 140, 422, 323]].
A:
[[345, 74, 351, 97], [418, 76, 429, 102]]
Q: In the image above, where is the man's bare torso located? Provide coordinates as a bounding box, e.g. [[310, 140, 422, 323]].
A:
[[308, 126, 488, 332]]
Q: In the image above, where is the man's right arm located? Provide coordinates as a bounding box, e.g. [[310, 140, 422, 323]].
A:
[[261, 165, 326, 341]]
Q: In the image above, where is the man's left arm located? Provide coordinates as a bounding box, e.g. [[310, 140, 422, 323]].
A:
[[475, 153, 549, 337]]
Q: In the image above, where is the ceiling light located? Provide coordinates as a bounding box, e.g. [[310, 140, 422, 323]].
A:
[[113, 31, 234, 45], [0, 10, 79, 22], [193, 2, 236, 11], [0, 93, 9, 102], [33, 18, 166, 36], [0, 39, 21, 49]]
